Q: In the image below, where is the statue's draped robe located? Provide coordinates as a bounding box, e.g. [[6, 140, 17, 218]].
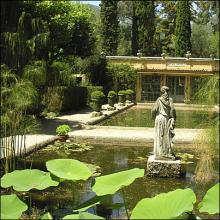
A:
[[152, 97, 176, 159]]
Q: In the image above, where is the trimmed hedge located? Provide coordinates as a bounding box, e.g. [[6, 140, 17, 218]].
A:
[[86, 86, 104, 105], [42, 86, 87, 113]]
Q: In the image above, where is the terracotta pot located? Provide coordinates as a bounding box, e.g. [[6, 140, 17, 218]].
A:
[[57, 135, 68, 142]]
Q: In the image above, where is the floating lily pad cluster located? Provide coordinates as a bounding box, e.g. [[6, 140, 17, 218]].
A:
[[45, 141, 94, 155]]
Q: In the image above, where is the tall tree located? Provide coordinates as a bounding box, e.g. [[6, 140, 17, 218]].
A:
[[100, 0, 119, 55], [131, 1, 138, 56], [135, 1, 155, 56], [174, 0, 191, 57]]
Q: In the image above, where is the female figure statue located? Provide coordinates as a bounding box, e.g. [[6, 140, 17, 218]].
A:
[[152, 86, 176, 160]]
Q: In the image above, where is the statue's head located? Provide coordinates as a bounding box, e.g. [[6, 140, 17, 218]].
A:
[[161, 86, 169, 100]]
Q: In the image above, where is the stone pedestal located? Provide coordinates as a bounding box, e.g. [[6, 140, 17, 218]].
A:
[[91, 111, 102, 118], [146, 155, 184, 178], [107, 106, 116, 111]]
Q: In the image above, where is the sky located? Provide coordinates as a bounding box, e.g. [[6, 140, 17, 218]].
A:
[[79, 1, 101, 7]]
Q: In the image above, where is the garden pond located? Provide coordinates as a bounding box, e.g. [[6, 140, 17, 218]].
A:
[[99, 107, 215, 128], [13, 141, 219, 219]]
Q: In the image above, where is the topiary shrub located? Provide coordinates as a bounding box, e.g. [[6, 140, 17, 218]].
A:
[[125, 89, 134, 102], [91, 91, 105, 101], [118, 90, 126, 104], [125, 89, 134, 95], [90, 91, 105, 112], [118, 90, 126, 96], [107, 90, 117, 97], [56, 124, 71, 136], [107, 91, 117, 107]]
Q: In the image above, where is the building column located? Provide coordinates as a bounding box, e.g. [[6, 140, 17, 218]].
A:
[[160, 74, 167, 87], [184, 76, 191, 104], [136, 72, 142, 102]]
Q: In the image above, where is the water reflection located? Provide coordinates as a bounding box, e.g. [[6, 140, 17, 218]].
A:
[[25, 144, 218, 219]]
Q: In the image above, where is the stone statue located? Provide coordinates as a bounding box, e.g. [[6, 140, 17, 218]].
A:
[[152, 86, 176, 160]]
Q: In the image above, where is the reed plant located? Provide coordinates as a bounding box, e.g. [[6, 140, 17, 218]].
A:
[[193, 75, 219, 184], [0, 65, 38, 175]]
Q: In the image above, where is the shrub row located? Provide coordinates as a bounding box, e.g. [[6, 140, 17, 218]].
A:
[[42, 86, 87, 113]]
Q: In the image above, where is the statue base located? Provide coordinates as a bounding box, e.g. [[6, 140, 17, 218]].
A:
[[146, 155, 184, 178]]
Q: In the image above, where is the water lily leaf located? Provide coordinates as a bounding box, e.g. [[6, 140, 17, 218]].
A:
[[92, 168, 144, 196], [63, 214, 79, 219], [40, 212, 53, 219], [1, 169, 59, 191], [1, 194, 28, 219], [199, 183, 219, 214], [46, 159, 92, 181], [63, 212, 104, 219], [73, 202, 100, 212], [130, 188, 196, 219]]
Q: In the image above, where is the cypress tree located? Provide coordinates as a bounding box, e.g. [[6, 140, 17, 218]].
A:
[[174, 0, 191, 57], [131, 1, 138, 56], [100, 0, 119, 55], [135, 1, 155, 56]]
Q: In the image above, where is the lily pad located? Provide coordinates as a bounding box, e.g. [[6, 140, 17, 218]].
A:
[[40, 212, 53, 219], [1, 194, 28, 219], [130, 188, 196, 219], [199, 183, 219, 214], [46, 159, 92, 181], [92, 168, 144, 196], [1, 169, 59, 191], [63, 212, 104, 219]]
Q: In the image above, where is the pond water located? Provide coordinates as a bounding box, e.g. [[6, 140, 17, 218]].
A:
[[23, 142, 219, 219], [99, 107, 213, 128]]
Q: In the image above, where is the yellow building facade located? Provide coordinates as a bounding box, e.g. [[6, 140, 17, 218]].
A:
[[107, 56, 219, 103]]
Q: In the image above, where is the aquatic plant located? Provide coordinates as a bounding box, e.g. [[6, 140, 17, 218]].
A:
[[1, 65, 38, 174], [46, 159, 92, 181], [1, 169, 59, 191], [63, 212, 105, 219], [1, 194, 28, 219], [198, 183, 219, 214], [193, 75, 219, 184], [130, 188, 196, 219], [92, 168, 144, 196], [0, 158, 219, 219]]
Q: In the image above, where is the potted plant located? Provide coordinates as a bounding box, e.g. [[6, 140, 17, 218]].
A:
[[118, 90, 126, 106], [56, 124, 71, 142], [91, 90, 105, 112], [125, 89, 134, 103], [107, 91, 117, 107]]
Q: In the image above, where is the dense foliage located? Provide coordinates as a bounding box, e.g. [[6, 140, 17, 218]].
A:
[[100, 0, 119, 55], [174, 0, 192, 57], [107, 63, 137, 92], [135, 1, 156, 56]]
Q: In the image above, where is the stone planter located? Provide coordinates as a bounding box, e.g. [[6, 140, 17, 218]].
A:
[[118, 94, 125, 104], [108, 96, 116, 107], [91, 99, 102, 112], [126, 94, 133, 103]]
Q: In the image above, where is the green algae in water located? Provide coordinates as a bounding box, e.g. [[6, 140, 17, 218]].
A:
[[99, 108, 211, 128]]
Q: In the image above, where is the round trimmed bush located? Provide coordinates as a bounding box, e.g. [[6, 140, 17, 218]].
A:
[[107, 91, 117, 97], [91, 91, 105, 101]]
